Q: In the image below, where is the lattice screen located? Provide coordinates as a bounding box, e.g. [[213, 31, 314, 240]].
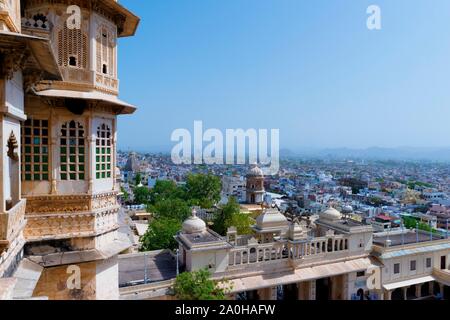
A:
[[96, 26, 115, 76], [60, 121, 85, 180], [96, 123, 112, 179], [21, 119, 50, 181], [57, 24, 88, 68]]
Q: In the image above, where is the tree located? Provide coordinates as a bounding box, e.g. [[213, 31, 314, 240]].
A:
[[134, 172, 142, 186], [185, 174, 221, 208], [149, 180, 185, 205], [212, 197, 253, 235], [133, 186, 151, 205], [151, 198, 191, 221], [403, 216, 439, 234], [120, 186, 129, 202], [173, 269, 230, 300], [140, 217, 181, 251], [230, 213, 254, 235], [213, 197, 240, 235]]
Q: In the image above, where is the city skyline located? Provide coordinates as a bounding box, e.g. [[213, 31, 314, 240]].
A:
[[118, 0, 450, 151]]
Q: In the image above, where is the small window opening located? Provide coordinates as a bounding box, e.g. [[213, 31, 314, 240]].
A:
[[69, 56, 77, 67], [102, 64, 108, 74]]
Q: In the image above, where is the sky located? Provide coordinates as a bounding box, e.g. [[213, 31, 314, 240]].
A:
[[117, 0, 450, 152]]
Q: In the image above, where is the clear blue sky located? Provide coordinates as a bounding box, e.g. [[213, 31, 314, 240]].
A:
[[117, 0, 450, 152]]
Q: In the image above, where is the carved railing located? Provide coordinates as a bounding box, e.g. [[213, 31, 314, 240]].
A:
[[0, 199, 26, 246], [23, 191, 120, 241], [228, 235, 350, 267], [95, 72, 119, 93]]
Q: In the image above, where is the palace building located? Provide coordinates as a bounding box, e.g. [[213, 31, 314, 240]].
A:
[[120, 174, 450, 301], [0, 0, 139, 299]]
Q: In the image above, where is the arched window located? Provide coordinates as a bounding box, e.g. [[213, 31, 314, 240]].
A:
[[96, 123, 112, 179], [21, 118, 49, 181], [60, 121, 85, 180]]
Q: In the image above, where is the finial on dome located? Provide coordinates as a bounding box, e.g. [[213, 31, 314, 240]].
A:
[[192, 208, 197, 217]]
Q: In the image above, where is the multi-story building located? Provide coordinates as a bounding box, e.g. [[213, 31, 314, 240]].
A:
[[372, 230, 450, 299], [221, 175, 246, 203], [0, 0, 139, 300]]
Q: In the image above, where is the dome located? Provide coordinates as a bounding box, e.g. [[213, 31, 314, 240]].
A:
[[341, 205, 353, 214], [255, 207, 288, 230], [247, 164, 264, 177], [182, 209, 207, 234], [320, 207, 342, 221]]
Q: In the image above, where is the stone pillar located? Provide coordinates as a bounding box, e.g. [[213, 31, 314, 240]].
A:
[[50, 111, 58, 194], [257, 287, 277, 300], [403, 287, 408, 300], [439, 284, 444, 299], [415, 284, 421, 299], [297, 281, 311, 300], [310, 280, 316, 300], [385, 290, 392, 300]]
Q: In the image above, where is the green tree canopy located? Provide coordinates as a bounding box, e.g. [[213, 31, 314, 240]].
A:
[[134, 172, 142, 186], [120, 186, 129, 202], [133, 186, 151, 205], [140, 217, 181, 251], [212, 197, 253, 235], [212, 197, 240, 235], [185, 173, 221, 208], [149, 180, 185, 205], [173, 269, 230, 300], [230, 213, 254, 235], [151, 198, 191, 221]]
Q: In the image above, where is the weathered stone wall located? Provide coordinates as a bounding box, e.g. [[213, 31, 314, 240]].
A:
[[33, 261, 97, 300]]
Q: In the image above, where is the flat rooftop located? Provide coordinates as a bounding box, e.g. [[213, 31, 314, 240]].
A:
[[373, 232, 443, 247], [183, 231, 222, 244], [119, 251, 177, 287]]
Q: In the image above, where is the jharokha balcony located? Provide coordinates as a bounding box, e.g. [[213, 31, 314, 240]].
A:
[[23, 191, 120, 242]]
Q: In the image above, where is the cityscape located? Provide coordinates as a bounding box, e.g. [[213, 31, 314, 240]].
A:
[[0, 0, 450, 310]]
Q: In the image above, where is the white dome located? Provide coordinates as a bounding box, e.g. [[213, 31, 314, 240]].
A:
[[320, 207, 342, 221], [248, 164, 264, 177], [182, 209, 206, 234], [255, 207, 288, 230], [342, 205, 353, 213]]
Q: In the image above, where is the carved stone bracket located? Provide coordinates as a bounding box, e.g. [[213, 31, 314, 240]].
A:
[[0, 48, 30, 80]]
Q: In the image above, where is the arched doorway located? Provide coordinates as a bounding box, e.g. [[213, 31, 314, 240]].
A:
[[282, 283, 298, 300], [406, 286, 416, 300], [421, 283, 430, 297], [357, 288, 364, 300], [316, 278, 332, 300], [391, 288, 404, 300]]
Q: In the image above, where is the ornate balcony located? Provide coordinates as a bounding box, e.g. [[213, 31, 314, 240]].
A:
[[23, 191, 120, 241]]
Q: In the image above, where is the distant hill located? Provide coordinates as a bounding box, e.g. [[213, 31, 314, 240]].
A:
[[291, 147, 450, 162]]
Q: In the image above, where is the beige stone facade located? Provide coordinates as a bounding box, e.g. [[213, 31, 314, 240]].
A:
[[0, 0, 139, 300]]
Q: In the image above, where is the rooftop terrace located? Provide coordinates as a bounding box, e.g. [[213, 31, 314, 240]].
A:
[[373, 231, 443, 247]]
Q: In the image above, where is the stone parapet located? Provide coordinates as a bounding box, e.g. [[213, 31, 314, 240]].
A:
[[23, 191, 119, 241]]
